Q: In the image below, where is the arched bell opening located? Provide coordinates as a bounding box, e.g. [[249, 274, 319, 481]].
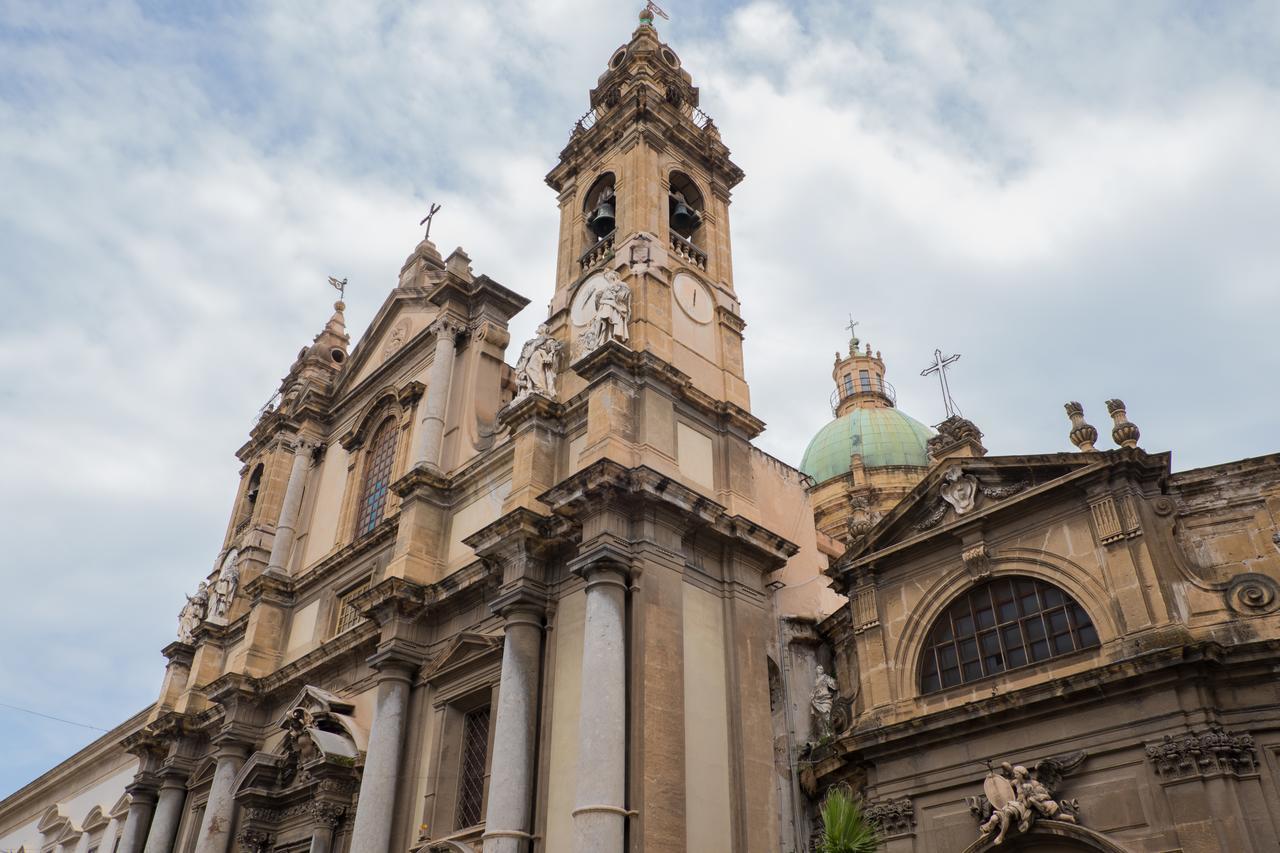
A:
[[668, 170, 704, 245], [583, 172, 616, 243]]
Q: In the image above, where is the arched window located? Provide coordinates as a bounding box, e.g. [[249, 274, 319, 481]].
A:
[[920, 576, 1099, 694], [668, 170, 704, 243], [583, 172, 616, 242], [355, 417, 397, 538]]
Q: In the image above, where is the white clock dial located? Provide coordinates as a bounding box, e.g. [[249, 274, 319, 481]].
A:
[[570, 273, 608, 327], [673, 273, 714, 324]]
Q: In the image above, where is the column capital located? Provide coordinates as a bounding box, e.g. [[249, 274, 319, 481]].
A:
[[308, 801, 346, 830], [568, 545, 632, 589], [160, 641, 196, 667], [490, 586, 550, 624], [367, 639, 425, 683], [428, 315, 468, 339], [125, 775, 161, 803]]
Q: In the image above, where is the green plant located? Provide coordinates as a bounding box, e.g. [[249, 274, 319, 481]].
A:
[[816, 787, 881, 853]]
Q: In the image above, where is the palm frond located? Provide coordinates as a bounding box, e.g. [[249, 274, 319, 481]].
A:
[[816, 787, 881, 853]]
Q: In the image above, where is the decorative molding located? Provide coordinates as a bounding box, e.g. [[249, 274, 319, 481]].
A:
[[962, 544, 991, 580], [865, 797, 915, 836], [1146, 726, 1257, 779], [1224, 573, 1280, 616], [851, 587, 879, 633]]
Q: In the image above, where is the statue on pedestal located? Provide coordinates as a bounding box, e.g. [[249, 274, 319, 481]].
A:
[[177, 581, 209, 643], [513, 324, 562, 401]]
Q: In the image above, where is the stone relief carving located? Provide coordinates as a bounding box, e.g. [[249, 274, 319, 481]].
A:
[[914, 468, 1030, 532], [383, 318, 411, 362], [210, 549, 240, 620], [578, 269, 631, 353], [513, 323, 562, 401], [865, 797, 916, 836], [810, 665, 837, 739], [1146, 726, 1256, 778], [176, 581, 208, 643], [235, 828, 273, 853], [969, 753, 1084, 846]]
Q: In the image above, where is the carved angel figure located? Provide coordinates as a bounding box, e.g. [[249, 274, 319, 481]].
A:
[[810, 665, 838, 738], [513, 324, 562, 400], [975, 754, 1084, 845], [210, 550, 240, 620], [589, 270, 631, 348], [177, 581, 209, 643]]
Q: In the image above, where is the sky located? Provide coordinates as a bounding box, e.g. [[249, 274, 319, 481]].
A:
[[1, 0, 1278, 799]]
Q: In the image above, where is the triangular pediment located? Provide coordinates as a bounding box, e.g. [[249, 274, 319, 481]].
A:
[[334, 288, 442, 397], [424, 631, 503, 683], [850, 453, 1113, 560]]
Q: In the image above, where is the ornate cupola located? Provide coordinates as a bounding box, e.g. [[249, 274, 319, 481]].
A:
[[544, 10, 751, 409]]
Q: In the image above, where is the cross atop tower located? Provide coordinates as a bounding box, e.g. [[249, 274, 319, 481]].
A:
[[845, 315, 860, 353], [921, 348, 962, 419]]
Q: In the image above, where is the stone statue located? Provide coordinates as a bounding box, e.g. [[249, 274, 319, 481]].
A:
[[940, 465, 979, 516], [972, 754, 1083, 845], [210, 549, 240, 620], [588, 269, 631, 349], [177, 581, 209, 643], [513, 324, 562, 400], [810, 665, 838, 739]]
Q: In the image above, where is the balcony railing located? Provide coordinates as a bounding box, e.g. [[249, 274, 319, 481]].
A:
[[669, 232, 707, 271], [579, 231, 615, 272], [831, 378, 897, 415]]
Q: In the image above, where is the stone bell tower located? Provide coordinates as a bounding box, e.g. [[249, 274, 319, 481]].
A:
[[545, 6, 749, 410]]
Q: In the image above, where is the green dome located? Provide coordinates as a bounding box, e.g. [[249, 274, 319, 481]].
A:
[[800, 408, 934, 484]]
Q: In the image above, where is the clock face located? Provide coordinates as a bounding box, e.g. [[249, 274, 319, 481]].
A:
[[570, 273, 608, 327], [673, 273, 714, 324]]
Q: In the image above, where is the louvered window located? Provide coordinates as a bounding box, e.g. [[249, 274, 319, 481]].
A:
[[455, 705, 491, 829], [920, 576, 1099, 693], [355, 418, 397, 537]]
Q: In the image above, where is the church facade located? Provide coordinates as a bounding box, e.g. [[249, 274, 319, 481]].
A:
[[4, 10, 1280, 853]]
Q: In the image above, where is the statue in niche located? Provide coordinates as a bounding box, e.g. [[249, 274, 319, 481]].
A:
[[810, 665, 838, 739], [585, 269, 632, 351], [177, 581, 209, 643], [513, 324, 562, 401], [210, 549, 240, 620], [940, 465, 979, 516]]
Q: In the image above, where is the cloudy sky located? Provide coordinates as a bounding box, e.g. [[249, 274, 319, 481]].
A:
[[2, 0, 1278, 797]]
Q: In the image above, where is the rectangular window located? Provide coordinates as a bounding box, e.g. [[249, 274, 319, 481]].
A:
[[859, 370, 872, 391], [455, 705, 492, 829], [842, 374, 854, 396], [335, 578, 372, 635]]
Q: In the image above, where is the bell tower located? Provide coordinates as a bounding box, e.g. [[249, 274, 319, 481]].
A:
[[545, 8, 749, 408]]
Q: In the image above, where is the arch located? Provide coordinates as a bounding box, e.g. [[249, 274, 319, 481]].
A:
[[961, 820, 1133, 852], [917, 574, 1100, 694], [893, 552, 1118, 700], [667, 169, 705, 242], [582, 171, 617, 242], [341, 386, 405, 451]]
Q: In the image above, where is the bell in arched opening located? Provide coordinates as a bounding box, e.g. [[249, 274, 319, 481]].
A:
[[669, 190, 701, 234], [587, 185, 616, 239]]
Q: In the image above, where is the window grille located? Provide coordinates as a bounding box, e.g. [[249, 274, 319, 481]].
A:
[[842, 374, 854, 396], [455, 705, 491, 829], [355, 418, 398, 537], [859, 369, 872, 391], [335, 578, 371, 635], [920, 576, 1099, 693]]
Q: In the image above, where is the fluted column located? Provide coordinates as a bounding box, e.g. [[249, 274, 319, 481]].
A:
[[263, 439, 311, 578], [142, 768, 189, 853], [117, 779, 159, 853], [411, 318, 460, 470], [193, 741, 249, 853], [482, 603, 546, 853], [571, 562, 629, 853], [348, 653, 417, 852]]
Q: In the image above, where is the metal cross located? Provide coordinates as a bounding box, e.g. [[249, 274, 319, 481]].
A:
[[327, 276, 347, 300], [845, 315, 859, 340], [921, 348, 962, 419], [419, 203, 442, 240]]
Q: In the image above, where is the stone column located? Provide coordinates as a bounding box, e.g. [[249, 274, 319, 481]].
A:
[[117, 780, 159, 853], [193, 741, 249, 853], [263, 439, 311, 578], [307, 802, 344, 853], [348, 653, 417, 853], [571, 562, 629, 853], [482, 603, 545, 853], [411, 319, 460, 470], [142, 769, 189, 853]]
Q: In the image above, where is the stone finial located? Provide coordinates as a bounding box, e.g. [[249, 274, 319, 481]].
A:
[[1063, 402, 1098, 452], [445, 247, 473, 281], [1105, 399, 1140, 448]]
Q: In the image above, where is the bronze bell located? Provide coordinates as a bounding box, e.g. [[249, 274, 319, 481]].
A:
[[669, 193, 701, 233], [588, 198, 615, 238]]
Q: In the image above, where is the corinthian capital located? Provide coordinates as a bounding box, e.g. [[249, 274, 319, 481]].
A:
[[428, 315, 467, 340]]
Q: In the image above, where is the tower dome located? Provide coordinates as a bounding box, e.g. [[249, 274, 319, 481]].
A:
[[800, 407, 933, 484]]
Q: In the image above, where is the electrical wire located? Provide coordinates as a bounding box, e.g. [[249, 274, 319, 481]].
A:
[[0, 700, 110, 733]]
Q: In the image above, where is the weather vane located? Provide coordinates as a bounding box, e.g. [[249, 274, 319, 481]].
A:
[[846, 314, 859, 341], [419, 203, 442, 241], [642, 0, 669, 21], [327, 275, 347, 301], [921, 348, 962, 419]]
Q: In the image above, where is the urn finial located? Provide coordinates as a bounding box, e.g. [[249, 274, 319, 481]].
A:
[[1105, 399, 1140, 448], [1063, 401, 1098, 452]]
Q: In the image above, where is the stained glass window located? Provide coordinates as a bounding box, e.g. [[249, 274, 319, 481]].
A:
[[355, 418, 397, 538], [920, 577, 1099, 694], [455, 705, 491, 829]]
